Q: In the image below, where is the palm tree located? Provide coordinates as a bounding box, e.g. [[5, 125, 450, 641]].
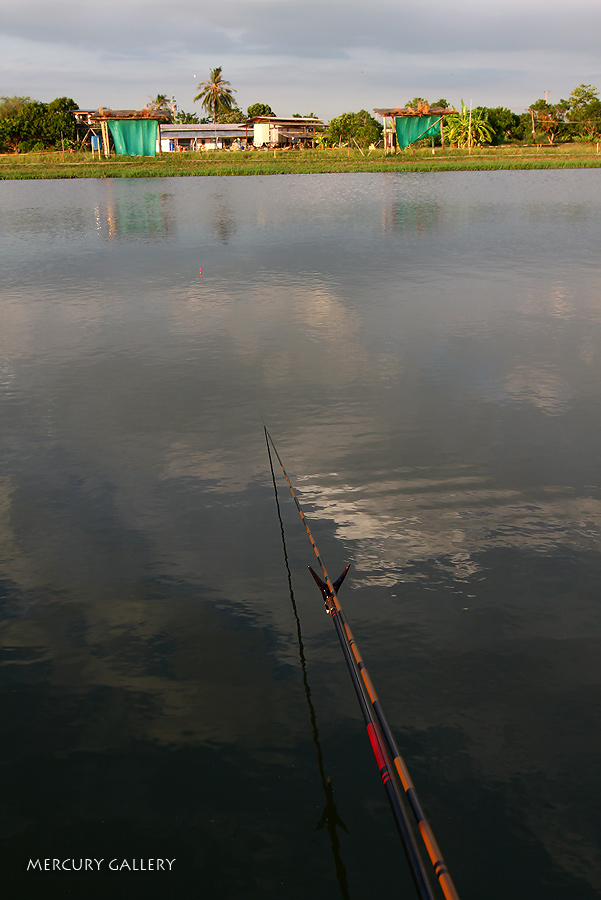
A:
[[194, 67, 236, 122], [148, 94, 171, 111]]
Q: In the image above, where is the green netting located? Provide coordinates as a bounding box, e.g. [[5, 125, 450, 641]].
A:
[[107, 119, 158, 156], [395, 116, 441, 150]]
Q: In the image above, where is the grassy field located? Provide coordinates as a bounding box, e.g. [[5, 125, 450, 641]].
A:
[[1, 143, 601, 179]]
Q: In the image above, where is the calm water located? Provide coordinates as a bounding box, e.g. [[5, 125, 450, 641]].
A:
[[1, 170, 601, 899]]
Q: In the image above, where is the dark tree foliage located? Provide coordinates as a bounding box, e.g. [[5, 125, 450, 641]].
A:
[[46, 97, 78, 143], [214, 107, 246, 123], [326, 110, 382, 148], [174, 110, 200, 124], [405, 97, 428, 109], [247, 102, 275, 118], [0, 96, 77, 152], [0, 96, 33, 119], [474, 107, 523, 144], [0, 101, 48, 151], [528, 97, 569, 144], [565, 84, 601, 140], [522, 86, 601, 143], [405, 97, 450, 110]]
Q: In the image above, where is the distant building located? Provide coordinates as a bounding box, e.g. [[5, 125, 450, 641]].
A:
[[73, 110, 325, 154], [251, 117, 323, 147], [159, 123, 251, 152]]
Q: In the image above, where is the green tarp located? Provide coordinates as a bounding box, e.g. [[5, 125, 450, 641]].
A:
[[395, 116, 441, 150], [107, 119, 158, 156]]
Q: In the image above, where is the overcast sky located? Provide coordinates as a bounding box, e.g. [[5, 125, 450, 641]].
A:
[[1, 0, 600, 120]]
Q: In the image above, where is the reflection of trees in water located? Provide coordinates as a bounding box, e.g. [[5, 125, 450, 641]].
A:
[[101, 190, 175, 240], [211, 193, 237, 244], [266, 437, 350, 900], [383, 201, 442, 234]]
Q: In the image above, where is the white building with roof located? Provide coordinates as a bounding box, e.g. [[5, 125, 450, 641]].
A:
[[159, 123, 251, 152], [251, 117, 323, 147]]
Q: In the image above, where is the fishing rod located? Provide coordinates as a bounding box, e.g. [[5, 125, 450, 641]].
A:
[[265, 428, 461, 900], [266, 432, 351, 900], [265, 429, 433, 899]]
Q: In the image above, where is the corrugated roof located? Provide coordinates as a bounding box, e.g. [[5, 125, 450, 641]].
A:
[[160, 124, 249, 138], [251, 117, 323, 125], [374, 106, 458, 117]]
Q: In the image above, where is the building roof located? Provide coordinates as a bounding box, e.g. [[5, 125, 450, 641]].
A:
[[161, 123, 248, 132], [374, 106, 458, 117], [160, 124, 249, 139], [250, 116, 323, 126], [74, 108, 172, 123]]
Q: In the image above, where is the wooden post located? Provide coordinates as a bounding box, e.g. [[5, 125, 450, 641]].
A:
[[383, 116, 387, 155], [440, 117, 445, 153], [157, 121, 162, 157], [101, 120, 110, 158]]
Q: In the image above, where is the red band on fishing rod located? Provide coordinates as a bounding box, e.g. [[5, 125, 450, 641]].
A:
[[367, 723, 389, 777]]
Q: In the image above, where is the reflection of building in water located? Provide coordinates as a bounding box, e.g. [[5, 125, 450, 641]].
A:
[[211, 193, 237, 244], [382, 201, 443, 234], [96, 188, 176, 240]]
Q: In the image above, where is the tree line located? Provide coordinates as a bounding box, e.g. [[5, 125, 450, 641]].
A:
[[0, 96, 77, 153], [1, 78, 599, 154], [156, 74, 601, 149], [442, 86, 601, 148]]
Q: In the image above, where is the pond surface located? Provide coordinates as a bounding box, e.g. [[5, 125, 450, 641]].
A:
[[1, 170, 601, 899]]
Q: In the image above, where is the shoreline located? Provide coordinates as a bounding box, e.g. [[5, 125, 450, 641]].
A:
[[1, 145, 601, 179]]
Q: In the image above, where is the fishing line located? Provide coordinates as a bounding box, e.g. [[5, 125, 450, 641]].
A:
[[266, 432, 350, 900], [265, 427, 461, 900]]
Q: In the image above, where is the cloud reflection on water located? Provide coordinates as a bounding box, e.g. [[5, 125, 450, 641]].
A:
[[2, 172, 601, 896]]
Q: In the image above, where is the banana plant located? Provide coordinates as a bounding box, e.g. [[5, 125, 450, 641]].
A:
[[444, 100, 493, 148]]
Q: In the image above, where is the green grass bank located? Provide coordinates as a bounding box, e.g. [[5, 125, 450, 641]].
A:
[[2, 144, 601, 179]]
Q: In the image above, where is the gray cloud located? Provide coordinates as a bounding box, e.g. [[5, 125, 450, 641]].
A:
[[1, 0, 600, 116], [4, 0, 601, 57]]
